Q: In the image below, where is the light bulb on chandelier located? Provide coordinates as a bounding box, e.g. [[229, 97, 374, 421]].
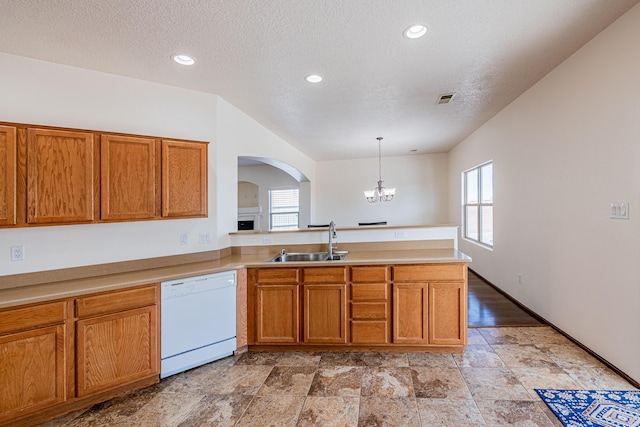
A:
[[364, 137, 396, 203]]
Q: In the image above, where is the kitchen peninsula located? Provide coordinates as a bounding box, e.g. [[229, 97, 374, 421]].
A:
[[0, 224, 469, 426]]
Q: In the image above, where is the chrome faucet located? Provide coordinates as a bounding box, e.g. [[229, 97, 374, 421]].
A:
[[328, 221, 337, 258]]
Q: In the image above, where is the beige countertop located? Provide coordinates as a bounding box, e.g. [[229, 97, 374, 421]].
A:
[[0, 248, 470, 309]]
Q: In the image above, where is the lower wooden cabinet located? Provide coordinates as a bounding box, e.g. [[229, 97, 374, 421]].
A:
[[255, 284, 299, 343], [303, 284, 347, 344], [0, 284, 159, 426], [428, 281, 466, 345], [0, 324, 66, 423], [76, 306, 158, 396], [393, 283, 428, 344]]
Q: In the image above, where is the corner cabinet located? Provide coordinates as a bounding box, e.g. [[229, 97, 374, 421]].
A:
[[27, 128, 96, 224], [0, 125, 16, 226], [161, 139, 208, 218], [0, 284, 160, 426], [247, 262, 468, 351]]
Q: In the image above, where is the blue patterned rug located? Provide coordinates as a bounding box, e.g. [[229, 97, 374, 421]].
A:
[[536, 389, 640, 427]]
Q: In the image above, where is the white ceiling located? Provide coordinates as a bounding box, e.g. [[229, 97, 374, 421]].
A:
[[1, 0, 637, 161]]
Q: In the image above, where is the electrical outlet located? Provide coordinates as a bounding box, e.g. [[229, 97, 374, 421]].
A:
[[180, 233, 189, 245], [199, 232, 211, 244], [11, 245, 25, 261], [263, 237, 272, 244], [394, 231, 407, 239]]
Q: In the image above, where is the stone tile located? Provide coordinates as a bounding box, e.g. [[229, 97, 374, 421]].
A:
[[461, 367, 533, 401], [308, 366, 362, 397], [361, 367, 415, 398], [563, 366, 638, 390], [407, 352, 457, 368], [478, 327, 534, 345], [319, 352, 363, 367], [467, 328, 489, 345], [63, 385, 172, 426], [234, 351, 282, 366], [358, 397, 420, 427], [537, 401, 566, 427], [510, 366, 582, 399], [453, 344, 506, 368], [492, 344, 559, 369], [296, 396, 359, 427], [177, 394, 254, 427], [258, 366, 317, 396], [236, 395, 305, 427], [416, 398, 486, 426], [206, 365, 273, 395], [277, 351, 322, 366], [535, 343, 605, 370], [525, 327, 571, 345], [475, 399, 555, 426], [126, 391, 205, 427], [410, 367, 472, 399], [359, 352, 409, 367]]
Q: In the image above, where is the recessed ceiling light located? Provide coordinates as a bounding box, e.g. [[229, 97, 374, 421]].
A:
[[305, 74, 323, 83], [404, 24, 427, 39], [172, 54, 195, 65]]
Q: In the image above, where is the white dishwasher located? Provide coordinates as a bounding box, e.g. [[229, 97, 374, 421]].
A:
[[160, 270, 236, 379]]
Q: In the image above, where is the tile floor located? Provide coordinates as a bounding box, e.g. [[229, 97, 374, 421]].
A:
[[40, 326, 637, 427]]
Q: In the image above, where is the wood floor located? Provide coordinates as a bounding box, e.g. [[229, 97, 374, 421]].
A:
[[468, 270, 543, 327]]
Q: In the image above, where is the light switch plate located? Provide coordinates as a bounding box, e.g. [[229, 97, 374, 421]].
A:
[[610, 202, 629, 219]]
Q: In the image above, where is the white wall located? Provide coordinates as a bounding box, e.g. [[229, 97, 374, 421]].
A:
[[315, 153, 449, 227], [0, 53, 315, 274], [449, 4, 640, 383]]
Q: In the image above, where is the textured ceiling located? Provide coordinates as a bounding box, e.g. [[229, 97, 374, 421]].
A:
[[0, 0, 638, 160]]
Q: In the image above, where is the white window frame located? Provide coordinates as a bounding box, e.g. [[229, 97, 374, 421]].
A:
[[463, 161, 493, 248], [268, 188, 299, 230]]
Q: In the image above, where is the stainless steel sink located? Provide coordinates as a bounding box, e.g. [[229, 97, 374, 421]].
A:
[[266, 251, 348, 262]]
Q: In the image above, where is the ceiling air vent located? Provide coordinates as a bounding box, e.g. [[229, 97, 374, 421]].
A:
[[436, 93, 456, 105]]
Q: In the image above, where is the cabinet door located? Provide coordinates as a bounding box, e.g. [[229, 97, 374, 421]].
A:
[[27, 128, 95, 224], [255, 284, 299, 343], [0, 125, 16, 226], [393, 283, 428, 344], [161, 140, 207, 217], [0, 325, 66, 423], [428, 282, 466, 345], [303, 284, 347, 344], [101, 134, 156, 220], [76, 306, 158, 397]]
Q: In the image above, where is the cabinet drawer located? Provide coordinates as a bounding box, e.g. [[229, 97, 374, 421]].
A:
[[393, 264, 466, 282], [350, 321, 389, 344], [351, 283, 388, 301], [256, 268, 299, 283], [351, 266, 388, 283], [351, 302, 387, 320], [0, 301, 66, 335], [302, 267, 347, 283], [76, 285, 157, 319]]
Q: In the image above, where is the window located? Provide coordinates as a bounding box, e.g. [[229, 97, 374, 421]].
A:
[[269, 188, 299, 230], [463, 162, 493, 247]]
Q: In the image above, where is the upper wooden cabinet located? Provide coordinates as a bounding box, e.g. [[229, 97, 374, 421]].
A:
[[27, 128, 95, 224], [101, 134, 157, 220], [161, 139, 208, 218], [0, 121, 210, 227], [0, 125, 16, 226]]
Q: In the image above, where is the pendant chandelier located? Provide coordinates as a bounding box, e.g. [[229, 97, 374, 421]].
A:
[[364, 137, 395, 203]]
